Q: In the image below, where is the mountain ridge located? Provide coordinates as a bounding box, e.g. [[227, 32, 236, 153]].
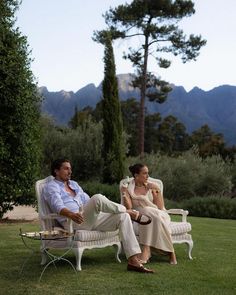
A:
[[39, 74, 236, 146]]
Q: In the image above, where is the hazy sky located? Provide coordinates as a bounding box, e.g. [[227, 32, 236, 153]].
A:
[[16, 0, 236, 92]]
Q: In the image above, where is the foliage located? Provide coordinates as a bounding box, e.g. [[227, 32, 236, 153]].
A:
[[101, 33, 125, 183], [69, 116, 104, 181], [230, 160, 236, 197], [40, 115, 103, 181], [190, 124, 226, 157], [157, 115, 190, 154], [80, 181, 120, 204], [40, 115, 235, 201], [194, 155, 232, 196], [69, 106, 94, 129], [120, 98, 190, 156], [40, 116, 71, 176], [0, 0, 41, 218], [80, 179, 236, 220], [181, 196, 236, 219], [144, 112, 162, 153], [94, 0, 206, 155], [120, 98, 140, 156], [90, 97, 232, 159], [148, 115, 190, 154], [125, 149, 232, 200]]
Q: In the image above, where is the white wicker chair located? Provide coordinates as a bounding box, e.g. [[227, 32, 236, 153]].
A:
[[120, 176, 193, 259], [36, 176, 122, 270]]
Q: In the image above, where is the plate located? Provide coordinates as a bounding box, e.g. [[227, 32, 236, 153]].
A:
[[39, 230, 60, 236], [23, 232, 39, 237]]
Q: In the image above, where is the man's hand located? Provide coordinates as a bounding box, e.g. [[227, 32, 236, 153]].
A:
[[60, 208, 84, 224], [69, 212, 84, 224]]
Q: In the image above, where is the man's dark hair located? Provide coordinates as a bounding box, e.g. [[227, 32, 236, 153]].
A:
[[51, 158, 71, 177]]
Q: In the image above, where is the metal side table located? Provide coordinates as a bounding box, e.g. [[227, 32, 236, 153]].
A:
[[19, 228, 77, 282]]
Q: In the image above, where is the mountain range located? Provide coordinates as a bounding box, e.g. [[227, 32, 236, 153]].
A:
[[39, 74, 236, 146]]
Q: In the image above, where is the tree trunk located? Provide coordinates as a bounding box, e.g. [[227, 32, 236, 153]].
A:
[[138, 35, 149, 157]]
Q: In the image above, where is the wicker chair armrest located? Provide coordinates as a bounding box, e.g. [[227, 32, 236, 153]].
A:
[[166, 209, 189, 222], [40, 213, 60, 219], [40, 214, 73, 233]]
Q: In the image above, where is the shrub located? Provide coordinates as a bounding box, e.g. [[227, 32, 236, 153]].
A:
[[164, 199, 181, 210], [40, 116, 104, 181], [230, 160, 236, 197], [80, 181, 120, 203], [69, 118, 104, 181], [40, 116, 72, 176], [181, 196, 236, 219], [126, 150, 233, 201], [195, 155, 232, 196], [155, 153, 201, 200], [74, 181, 236, 220]]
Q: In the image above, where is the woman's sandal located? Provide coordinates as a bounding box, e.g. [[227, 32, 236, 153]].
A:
[[131, 211, 152, 225]]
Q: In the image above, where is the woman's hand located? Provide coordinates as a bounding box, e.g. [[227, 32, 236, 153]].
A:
[[149, 183, 165, 210], [121, 186, 128, 194], [121, 187, 132, 209], [146, 182, 160, 192]]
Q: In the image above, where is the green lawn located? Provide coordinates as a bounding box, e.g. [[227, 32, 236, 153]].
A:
[[0, 217, 235, 295]]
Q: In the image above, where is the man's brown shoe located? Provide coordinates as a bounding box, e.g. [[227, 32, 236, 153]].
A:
[[127, 264, 154, 273]]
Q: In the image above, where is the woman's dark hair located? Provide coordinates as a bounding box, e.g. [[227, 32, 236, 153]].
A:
[[129, 163, 146, 177], [51, 158, 71, 177]]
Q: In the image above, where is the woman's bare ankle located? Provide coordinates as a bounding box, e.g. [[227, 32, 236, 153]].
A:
[[170, 252, 177, 265], [139, 246, 150, 262]]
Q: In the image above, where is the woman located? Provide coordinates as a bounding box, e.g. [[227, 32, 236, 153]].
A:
[[121, 163, 177, 265]]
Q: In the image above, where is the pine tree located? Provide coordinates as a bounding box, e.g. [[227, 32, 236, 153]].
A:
[[94, 0, 206, 156], [0, 0, 41, 217], [101, 33, 125, 183]]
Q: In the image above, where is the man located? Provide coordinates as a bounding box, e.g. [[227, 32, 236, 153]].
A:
[[43, 158, 154, 273]]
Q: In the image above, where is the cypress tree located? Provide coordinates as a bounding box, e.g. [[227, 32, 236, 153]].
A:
[[102, 34, 125, 183]]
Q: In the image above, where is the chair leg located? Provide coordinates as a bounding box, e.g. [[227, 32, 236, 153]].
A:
[[73, 247, 84, 271], [113, 242, 122, 263], [186, 240, 193, 260]]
